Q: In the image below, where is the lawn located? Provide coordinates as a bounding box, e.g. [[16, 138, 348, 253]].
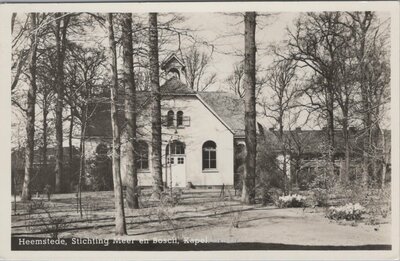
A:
[[11, 189, 391, 249]]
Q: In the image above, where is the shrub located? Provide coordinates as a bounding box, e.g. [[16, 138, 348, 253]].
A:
[[277, 194, 307, 208], [312, 188, 329, 207], [326, 203, 366, 221], [85, 154, 113, 191]]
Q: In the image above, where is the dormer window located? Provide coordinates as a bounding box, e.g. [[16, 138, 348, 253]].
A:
[[167, 110, 174, 127], [177, 111, 183, 127]]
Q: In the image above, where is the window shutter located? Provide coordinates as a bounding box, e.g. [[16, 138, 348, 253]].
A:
[[183, 116, 190, 127]]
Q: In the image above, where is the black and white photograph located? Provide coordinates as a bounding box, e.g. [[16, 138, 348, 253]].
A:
[[2, 1, 399, 259]]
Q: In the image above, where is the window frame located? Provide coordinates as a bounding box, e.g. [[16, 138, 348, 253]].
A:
[[136, 140, 149, 170], [202, 140, 217, 171], [166, 141, 185, 156], [177, 111, 184, 127], [167, 110, 174, 127]]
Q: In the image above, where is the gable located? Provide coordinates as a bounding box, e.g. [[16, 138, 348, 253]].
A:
[[198, 92, 245, 136], [85, 81, 245, 138]]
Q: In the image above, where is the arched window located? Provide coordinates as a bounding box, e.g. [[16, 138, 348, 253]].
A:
[[202, 141, 216, 170], [96, 143, 108, 157], [168, 68, 180, 79], [166, 140, 185, 155], [167, 110, 174, 127], [177, 111, 183, 127], [136, 140, 149, 170]]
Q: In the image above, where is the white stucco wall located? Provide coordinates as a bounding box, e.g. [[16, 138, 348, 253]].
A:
[[84, 95, 235, 187], [133, 95, 235, 187]]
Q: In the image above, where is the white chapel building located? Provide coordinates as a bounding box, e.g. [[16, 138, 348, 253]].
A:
[[84, 54, 247, 188]]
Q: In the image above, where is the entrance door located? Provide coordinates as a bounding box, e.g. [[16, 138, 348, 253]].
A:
[[166, 141, 186, 187]]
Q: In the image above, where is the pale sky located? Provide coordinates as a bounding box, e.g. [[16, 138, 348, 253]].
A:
[[11, 11, 391, 147], [172, 12, 298, 91]]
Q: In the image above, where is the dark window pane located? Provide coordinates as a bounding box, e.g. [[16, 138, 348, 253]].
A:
[[202, 158, 209, 169], [210, 150, 216, 160], [210, 159, 216, 169], [203, 150, 209, 160], [177, 111, 183, 126], [202, 140, 217, 170], [142, 159, 149, 169], [167, 111, 174, 127], [136, 140, 149, 170]]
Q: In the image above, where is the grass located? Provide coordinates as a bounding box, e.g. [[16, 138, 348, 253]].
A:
[[11, 188, 391, 247]]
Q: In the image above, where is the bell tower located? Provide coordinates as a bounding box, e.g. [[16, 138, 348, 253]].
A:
[[161, 53, 186, 82]]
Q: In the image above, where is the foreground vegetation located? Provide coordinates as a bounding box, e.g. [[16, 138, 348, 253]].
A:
[[11, 187, 391, 246]]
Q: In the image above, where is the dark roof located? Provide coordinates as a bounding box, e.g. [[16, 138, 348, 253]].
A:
[[198, 91, 245, 136], [86, 92, 151, 138], [259, 128, 391, 157], [12, 147, 79, 169], [160, 77, 197, 95], [86, 79, 246, 137], [160, 53, 186, 71]]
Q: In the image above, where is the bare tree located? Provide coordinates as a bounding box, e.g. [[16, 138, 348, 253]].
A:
[[226, 62, 245, 98], [107, 13, 127, 235], [262, 59, 300, 193], [149, 13, 164, 197], [64, 43, 107, 216], [122, 13, 139, 209], [347, 11, 390, 186], [226, 61, 266, 99], [183, 44, 216, 92], [36, 45, 57, 171], [21, 13, 39, 201], [241, 12, 257, 205], [54, 13, 70, 193], [287, 12, 350, 178]]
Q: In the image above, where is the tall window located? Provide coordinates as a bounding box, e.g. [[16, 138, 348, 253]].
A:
[[167, 110, 174, 127], [136, 140, 149, 170], [177, 111, 183, 127], [202, 141, 216, 170]]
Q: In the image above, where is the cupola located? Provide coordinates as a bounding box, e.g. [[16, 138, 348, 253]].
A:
[[161, 53, 186, 81]]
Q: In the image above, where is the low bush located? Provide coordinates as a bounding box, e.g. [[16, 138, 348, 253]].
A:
[[312, 188, 329, 207], [277, 194, 307, 208], [326, 203, 366, 221]]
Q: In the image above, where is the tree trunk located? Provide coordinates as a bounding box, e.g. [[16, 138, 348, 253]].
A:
[[149, 13, 163, 197], [54, 13, 69, 193], [107, 13, 127, 236], [380, 129, 389, 189], [278, 118, 289, 195], [42, 95, 48, 168], [356, 12, 373, 187], [241, 12, 257, 205], [68, 107, 74, 190], [21, 13, 38, 201], [78, 108, 86, 218], [326, 83, 336, 179], [122, 13, 139, 209], [342, 110, 349, 184], [11, 13, 17, 34]]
